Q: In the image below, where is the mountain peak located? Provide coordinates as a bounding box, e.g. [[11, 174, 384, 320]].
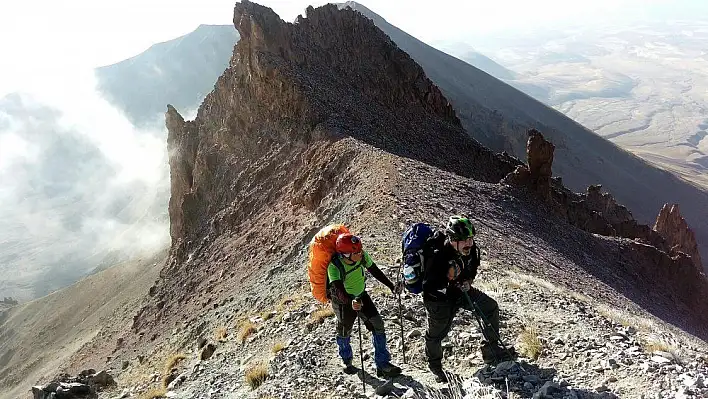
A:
[[229, 1, 459, 125]]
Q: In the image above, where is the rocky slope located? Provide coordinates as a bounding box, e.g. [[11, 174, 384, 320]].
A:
[[116, 262, 708, 399], [0, 251, 165, 399], [17, 2, 708, 399]]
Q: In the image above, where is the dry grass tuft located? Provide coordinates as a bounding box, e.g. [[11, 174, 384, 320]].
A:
[[140, 387, 167, 399], [310, 306, 335, 324], [163, 353, 186, 374], [238, 320, 258, 344], [261, 310, 275, 321], [504, 278, 525, 290], [597, 305, 632, 327], [413, 373, 502, 398], [475, 280, 504, 299], [215, 326, 228, 342], [569, 291, 592, 303], [160, 353, 187, 388], [245, 362, 269, 390], [271, 340, 286, 353], [517, 323, 543, 360], [644, 340, 670, 353], [643, 335, 680, 362]]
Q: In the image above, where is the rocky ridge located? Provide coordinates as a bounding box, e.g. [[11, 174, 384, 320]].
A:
[[130, 0, 521, 357]]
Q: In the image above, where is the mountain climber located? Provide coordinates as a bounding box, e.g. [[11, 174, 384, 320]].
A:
[[328, 233, 403, 378], [422, 216, 516, 382]]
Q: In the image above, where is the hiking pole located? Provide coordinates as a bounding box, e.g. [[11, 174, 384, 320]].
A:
[[356, 298, 366, 394], [462, 291, 515, 362], [396, 269, 406, 364], [463, 292, 500, 365]]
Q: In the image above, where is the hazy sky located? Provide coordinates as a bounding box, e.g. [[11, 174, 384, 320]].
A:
[[2, 0, 707, 95]]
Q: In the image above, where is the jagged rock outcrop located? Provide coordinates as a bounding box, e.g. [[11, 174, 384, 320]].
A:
[[1, 297, 18, 305], [503, 129, 554, 201], [655, 204, 704, 271], [567, 185, 667, 250], [503, 128, 706, 286], [527, 129, 555, 201], [165, 105, 199, 247]]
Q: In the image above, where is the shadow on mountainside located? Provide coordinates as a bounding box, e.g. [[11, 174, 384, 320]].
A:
[[493, 188, 708, 342], [356, 369, 427, 396], [352, 360, 613, 398], [469, 360, 614, 399]]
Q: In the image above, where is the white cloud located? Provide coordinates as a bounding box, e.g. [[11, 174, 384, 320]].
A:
[[0, 69, 170, 299]]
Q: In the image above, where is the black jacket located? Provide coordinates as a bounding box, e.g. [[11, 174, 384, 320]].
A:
[[422, 231, 481, 302]]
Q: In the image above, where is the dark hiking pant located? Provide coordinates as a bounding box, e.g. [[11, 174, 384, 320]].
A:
[[331, 291, 391, 368], [423, 287, 500, 369]]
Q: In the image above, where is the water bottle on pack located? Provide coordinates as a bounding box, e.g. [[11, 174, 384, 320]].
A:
[[403, 263, 418, 285]]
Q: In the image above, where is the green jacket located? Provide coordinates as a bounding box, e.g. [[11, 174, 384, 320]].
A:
[[327, 251, 375, 297]]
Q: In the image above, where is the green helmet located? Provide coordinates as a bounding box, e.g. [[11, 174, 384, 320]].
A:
[[446, 216, 475, 241]]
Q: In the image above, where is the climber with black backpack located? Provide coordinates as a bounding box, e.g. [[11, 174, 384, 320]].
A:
[[325, 233, 403, 378], [401, 216, 516, 382]]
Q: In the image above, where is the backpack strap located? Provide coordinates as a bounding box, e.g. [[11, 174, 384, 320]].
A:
[[331, 256, 363, 280], [326, 256, 348, 299]]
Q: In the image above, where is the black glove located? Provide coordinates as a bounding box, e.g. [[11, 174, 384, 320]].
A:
[[329, 280, 350, 304]]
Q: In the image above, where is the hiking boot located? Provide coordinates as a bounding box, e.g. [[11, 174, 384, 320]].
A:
[[429, 366, 448, 383], [376, 362, 402, 378], [481, 342, 517, 365], [342, 359, 358, 375]]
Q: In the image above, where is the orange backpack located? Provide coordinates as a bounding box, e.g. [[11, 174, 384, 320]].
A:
[[307, 224, 351, 303]]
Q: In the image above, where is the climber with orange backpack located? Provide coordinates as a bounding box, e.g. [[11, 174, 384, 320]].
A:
[[329, 233, 402, 378], [306, 225, 402, 378]]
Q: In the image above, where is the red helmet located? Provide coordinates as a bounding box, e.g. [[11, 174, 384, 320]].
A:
[[336, 234, 363, 254]]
